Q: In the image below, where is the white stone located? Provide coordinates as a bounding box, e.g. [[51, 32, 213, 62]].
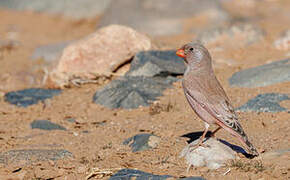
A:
[[180, 138, 237, 169]]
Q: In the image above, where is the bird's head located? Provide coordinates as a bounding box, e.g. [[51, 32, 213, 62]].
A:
[[176, 42, 211, 67]]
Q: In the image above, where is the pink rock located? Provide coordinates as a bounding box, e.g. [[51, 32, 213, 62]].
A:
[[46, 25, 153, 88]]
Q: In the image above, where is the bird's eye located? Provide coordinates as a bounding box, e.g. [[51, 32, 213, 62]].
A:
[[189, 48, 194, 51]]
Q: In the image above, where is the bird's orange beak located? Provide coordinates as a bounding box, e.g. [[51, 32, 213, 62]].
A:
[[176, 49, 185, 58]]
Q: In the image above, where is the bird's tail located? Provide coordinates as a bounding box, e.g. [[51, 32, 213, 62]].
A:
[[231, 121, 259, 156], [233, 125, 259, 156], [242, 135, 259, 156], [230, 131, 259, 156], [216, 120, 259, 156]]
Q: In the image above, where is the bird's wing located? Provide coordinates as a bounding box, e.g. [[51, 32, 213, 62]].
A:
[[183, 73, 246, 137]]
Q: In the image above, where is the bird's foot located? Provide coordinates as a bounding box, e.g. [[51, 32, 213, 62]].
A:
[[210, 133, 217, 140], [188, 141, 210, 152]]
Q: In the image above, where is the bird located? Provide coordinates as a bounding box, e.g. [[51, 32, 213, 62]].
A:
[[176, 42, 259, 156]]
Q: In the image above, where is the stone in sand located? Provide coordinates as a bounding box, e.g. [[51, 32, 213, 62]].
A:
[[236, 93, 290, 113], [4, 88, 61, 107], [126, 50, 186, 77], [30, 120, 66, 131], [109, 168, 205, 180], [123, 133, 160, 152], [47, 25, 152, 88], [93, 76, 176, 109], [180, 138, 236, 169], [229, 59, 290, 88], [109, 169, 172, 180]]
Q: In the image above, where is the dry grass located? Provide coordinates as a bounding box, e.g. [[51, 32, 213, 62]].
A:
[[149, 101, 174, 115], [230, 159, 266, 173]]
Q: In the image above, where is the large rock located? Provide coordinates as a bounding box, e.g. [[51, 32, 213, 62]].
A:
[[197, 23, 265, 47], [31, 41, 71, 62], [236, 93, 290, 113], [0, 149, 73, 165], [123, 134, 160, 152], [99, 0, 229, 36], [0, 0, 111, 19], [180, 138, 236, 169], [46, 25, 153, 88], [93, 76, 176, 109], [92, 49, 186, 109], [229, 59, 290, 87], [126, 50, 185, 77], [4, 88, 61, 107], [92, 49, 185, 109]]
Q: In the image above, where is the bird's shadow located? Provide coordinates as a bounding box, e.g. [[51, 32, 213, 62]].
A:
[[181, 131, 255, 159]]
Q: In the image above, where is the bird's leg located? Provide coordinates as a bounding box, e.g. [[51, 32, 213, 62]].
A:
[[197, 123, 210, 147], [210, 126, 221, 139], [189, 123, 210, 151], [186, 164, 192, 173]]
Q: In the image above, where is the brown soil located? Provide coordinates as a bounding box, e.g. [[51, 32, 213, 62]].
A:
[[0, 1, 289, 179]]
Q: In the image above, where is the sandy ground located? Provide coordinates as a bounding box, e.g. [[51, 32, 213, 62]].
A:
[[0, 1, 289, 179]]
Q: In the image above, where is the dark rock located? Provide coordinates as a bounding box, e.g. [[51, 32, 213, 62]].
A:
[[109, 169, 205, 180], [123, 133, 160, 152], [126, 50, 185, 77], [0, 149, 73, 165], [0, 0, 111, 19], [229, 59, 290, 88], [93, 76, 176, 109], [4, 88, 61, 107], [30, 120, 66, 131], [236, 93, 290, 113], [109, 169, 172, 180], [31, 41, 71, 62], [99, 0, 229, 36]]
